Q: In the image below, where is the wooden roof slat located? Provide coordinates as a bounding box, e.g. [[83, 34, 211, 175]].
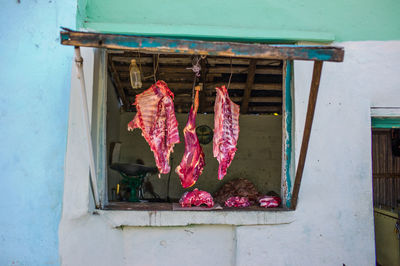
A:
[[199, 60, 208, 113], [112, 55, 281, 66], [124, 83, 282, 96], [115, 66, 282, 75], [107, 56, 130, 109], [241, 59, 257, 114], [173, 96, 282, 103], [202, 105, 281, 113]]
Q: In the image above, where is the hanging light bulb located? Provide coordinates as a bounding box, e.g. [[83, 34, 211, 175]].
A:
[[129, 59, 142, 89]]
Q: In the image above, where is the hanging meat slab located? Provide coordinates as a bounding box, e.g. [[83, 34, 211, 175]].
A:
[[175, 89, 205, 188], [127, 80, 180, 175], [213, 85, 240, 180], [179, 189, 214, 208]]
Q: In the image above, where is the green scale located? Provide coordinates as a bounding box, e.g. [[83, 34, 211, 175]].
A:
[[110, 163, 158, 202]]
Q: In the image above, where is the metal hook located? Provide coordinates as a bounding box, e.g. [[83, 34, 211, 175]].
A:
[[187, 55, 202, 77], [187, 55, 202, 105]]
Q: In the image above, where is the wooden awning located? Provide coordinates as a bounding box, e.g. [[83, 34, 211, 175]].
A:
[[60, 29, 344, 210], [60, 29, 343, 62]]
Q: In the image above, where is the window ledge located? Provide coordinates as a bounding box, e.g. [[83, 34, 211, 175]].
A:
[[97, 209, 295, 227]]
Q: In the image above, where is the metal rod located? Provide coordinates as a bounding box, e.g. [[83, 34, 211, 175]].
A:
[[290, 60, 323, 209], [74, 46, 101, 209]]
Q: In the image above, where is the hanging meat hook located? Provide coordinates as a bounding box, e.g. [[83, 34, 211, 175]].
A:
[[187, 55, 202, 105], [187, 55, 202, 77]]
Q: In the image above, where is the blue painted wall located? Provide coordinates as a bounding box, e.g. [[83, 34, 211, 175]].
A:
[[0, 1, 76, 265]]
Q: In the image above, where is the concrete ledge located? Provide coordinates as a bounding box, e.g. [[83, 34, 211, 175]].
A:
[[98, 210, 295, 227]]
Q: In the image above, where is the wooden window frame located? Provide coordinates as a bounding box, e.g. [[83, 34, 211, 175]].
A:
[[61, 29, 344, 210]]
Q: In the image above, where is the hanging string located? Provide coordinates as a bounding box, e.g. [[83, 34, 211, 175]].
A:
[[142, 53, 160, 81], [227, 57, 233, 90], [188, 56, 202, 104]]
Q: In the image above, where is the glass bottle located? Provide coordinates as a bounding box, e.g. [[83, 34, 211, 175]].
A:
[[129, 59, 142, 89]]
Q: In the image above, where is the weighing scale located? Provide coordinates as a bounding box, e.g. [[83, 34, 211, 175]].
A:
[[110, 163, 158, 202]]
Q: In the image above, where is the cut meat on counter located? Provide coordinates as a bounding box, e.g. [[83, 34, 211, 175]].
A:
[[128, 81, 180, 175], [179, 189, 214, 208], [175, 89, 205, 188], [225, 196, 251, 208], [259, 195, 281, 208], [213, 178, 260, 205], [213, 86, 240, 180]]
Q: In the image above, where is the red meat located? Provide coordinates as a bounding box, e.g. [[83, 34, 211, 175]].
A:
[[213, 86, 240, 180], [175, 89, 205, 188], [259, 195, 281, 208], [225, 196, 251, 208], [179, 189, 214, 208], [128, 81, 180, 175]]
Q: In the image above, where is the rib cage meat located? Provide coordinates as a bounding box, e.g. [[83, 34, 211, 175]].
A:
[[213, 86, 240, 180], [175, 89, 205, 188], [127, 81, 180, 174]]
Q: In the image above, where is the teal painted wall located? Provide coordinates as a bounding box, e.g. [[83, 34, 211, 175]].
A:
[[0, 1, 76, 265], [77, 0, 400, 42], [372, 117, 400, 128]]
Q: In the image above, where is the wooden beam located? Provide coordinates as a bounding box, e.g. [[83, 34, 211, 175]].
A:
[[174, 96, 282, 103], [207, 58, 281, 66], [120, 72, 219, 80], [196, 105, 281, 113], [290, 61, 323, 209], [373, 173, 400, 179], [208, 66, 282, 75], [209, 83, 282, 91], [152, 54, 159, 82], [61, 30, 344, 62], [124, 82, 282, 93], [248, 106, 281, 113], [112, 55, 281, 66], [107, 55, 130, 110], [241, 59, 257, 114], [111, 56, 153, 64], [116, 65, 282, 75], [237, 96, 281, 103], [199, 59, 208, 113]]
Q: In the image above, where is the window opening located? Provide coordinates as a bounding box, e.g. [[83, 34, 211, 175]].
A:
[[106, 51, 285, 211], [61, 29, 344, 211]]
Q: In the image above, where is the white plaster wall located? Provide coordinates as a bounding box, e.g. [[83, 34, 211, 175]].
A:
[[122, 225, 236, 266], [60, 41, 400, 265]]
